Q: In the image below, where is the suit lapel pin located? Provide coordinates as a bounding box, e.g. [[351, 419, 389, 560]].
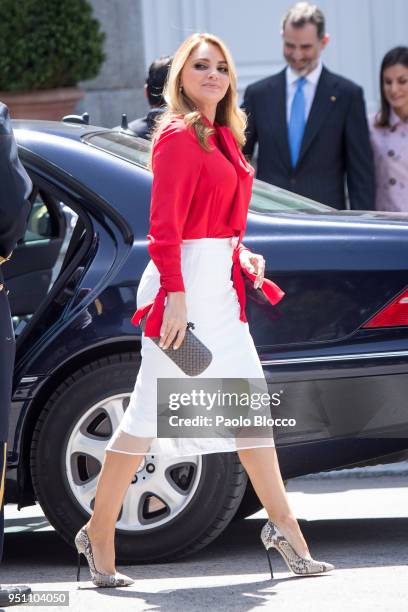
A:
[[330, 96, 336, 102]]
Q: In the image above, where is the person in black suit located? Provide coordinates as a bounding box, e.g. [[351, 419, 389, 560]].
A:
[[0, 102, 32, 607], [242, 2, 375, 210], [128, 55, 172, 139]]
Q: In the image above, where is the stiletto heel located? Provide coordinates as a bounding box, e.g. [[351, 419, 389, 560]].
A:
[[74, 525, 134, 587], [265, 548, 274, 579], [260, 520, 335, 577], [76, 553, 82, 582]]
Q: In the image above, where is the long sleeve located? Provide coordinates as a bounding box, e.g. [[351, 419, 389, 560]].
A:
[[147, 121, 203, 291], [131, 119, 204, 336], [0, 103, 32, 258], [344, 87, 375, 211]]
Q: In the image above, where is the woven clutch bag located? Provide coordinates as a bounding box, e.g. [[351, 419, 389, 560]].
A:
[[140, 314, 213, 376]]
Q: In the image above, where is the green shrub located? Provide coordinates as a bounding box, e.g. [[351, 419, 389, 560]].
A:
[[0, 0, 106, 91]]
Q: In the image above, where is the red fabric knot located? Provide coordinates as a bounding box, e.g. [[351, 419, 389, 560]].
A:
[[231, 242, 286, 323], [132, 245, 286, 335], [131, 286, 167, 337]]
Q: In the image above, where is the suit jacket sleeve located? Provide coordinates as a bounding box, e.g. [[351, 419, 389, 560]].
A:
[[344, 86, 375, 211], [0, 103, 32, 258], [241, 86, 258, 160]]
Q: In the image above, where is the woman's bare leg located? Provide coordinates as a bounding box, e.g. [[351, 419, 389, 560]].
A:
[[85, 439, 152, 574], [238, 446, 312, 559]]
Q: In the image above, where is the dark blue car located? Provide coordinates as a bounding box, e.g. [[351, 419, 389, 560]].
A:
[[4, 118, 408, 563]]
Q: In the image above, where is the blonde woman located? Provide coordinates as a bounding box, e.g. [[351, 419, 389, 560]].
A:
[[74, 32, 334, 586]]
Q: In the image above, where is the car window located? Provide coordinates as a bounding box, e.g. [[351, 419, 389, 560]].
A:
[[25, 198, 54, 241], [11, 186, 80, 333], [83, 131, 150, 168], [82, 131, 333, 214], [24, 191, 61, 242], [250, 181, 333, 214]]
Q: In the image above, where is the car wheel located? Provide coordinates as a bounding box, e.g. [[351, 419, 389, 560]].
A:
[[233, 481, 263, 520], [30, 354, 248, 562]]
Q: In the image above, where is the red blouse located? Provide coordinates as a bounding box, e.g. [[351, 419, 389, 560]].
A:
[[131, 116, 284, 336]]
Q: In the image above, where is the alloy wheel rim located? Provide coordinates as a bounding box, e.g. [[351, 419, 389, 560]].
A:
[[65, 393, 202, 530]]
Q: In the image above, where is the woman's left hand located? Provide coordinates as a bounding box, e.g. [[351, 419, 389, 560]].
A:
[[239, 250, 265, 289]]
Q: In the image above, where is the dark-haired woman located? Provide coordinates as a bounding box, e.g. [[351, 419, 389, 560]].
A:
[[369, 46, 408, 211]]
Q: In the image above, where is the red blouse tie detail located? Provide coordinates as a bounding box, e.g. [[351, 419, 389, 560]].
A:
[[131, 242, 286, 336], [131, 286, 166, 337], [216, 126, 252, 232], [232, 233, 285, 322], [231, 244, 285, 323]]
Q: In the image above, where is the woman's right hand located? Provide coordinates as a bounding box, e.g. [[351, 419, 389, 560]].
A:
[[159, 291, 187, 350]]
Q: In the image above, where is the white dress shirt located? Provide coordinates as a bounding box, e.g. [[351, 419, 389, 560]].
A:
[[286, 61, 323, 124]]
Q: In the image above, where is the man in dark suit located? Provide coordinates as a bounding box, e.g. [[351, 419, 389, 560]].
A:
[[0, 102, 32, 606], [242, 2, 375, 210], [122, 55, 172, 139]]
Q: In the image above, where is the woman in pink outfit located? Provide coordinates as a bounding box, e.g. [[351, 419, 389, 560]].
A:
[[369, 47, 408, 212]]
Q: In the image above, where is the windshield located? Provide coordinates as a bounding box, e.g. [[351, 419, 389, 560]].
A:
[[83, 131, 334, 214]]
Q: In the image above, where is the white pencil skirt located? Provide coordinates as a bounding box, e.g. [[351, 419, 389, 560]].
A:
[[105, 237, 275, 457]]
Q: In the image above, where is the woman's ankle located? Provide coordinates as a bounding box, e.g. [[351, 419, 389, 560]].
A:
[[269, 514, 298, 530], [270, 516, 312, 559], [86, 520, 115, 544]]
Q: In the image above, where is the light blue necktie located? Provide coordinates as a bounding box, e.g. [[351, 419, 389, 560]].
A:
[[288, 77, 306, 167]]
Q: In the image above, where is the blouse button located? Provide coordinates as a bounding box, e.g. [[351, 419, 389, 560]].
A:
[[389, 177, 397, 186], [387, 149, 395, 157]]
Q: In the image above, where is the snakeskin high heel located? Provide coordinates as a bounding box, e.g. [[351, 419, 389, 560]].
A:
[[260, 520, 335, 578], [75, 525, 134, 587]]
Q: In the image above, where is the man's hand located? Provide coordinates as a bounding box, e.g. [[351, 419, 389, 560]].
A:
[[239, 250, 265, 289]]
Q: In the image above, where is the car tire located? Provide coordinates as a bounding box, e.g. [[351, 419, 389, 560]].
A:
[[30, 354, 248, 562], [233, 481, 263, 520]]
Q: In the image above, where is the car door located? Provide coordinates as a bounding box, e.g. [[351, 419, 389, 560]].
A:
[[2, 186, 66, 319]]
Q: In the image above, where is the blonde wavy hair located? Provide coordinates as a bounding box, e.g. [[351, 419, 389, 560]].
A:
[[150, 32, 247, 159]]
